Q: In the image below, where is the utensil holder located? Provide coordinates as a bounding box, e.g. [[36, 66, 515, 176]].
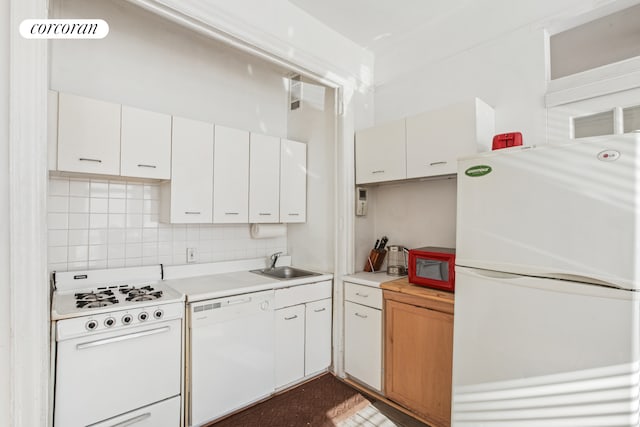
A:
[[364, 249, 386, 272]]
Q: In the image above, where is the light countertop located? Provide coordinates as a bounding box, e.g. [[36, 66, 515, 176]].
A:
[[342, 271, 406, 288]]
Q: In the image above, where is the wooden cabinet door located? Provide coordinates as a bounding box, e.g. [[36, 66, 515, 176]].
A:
[[279, 138, 307, 223], [165, 116, 214, 223], [213, 125, 249, 223], [57, 92, 121, 175], [355, 119, 406, 184], [249, 133, 280, 223], [275, 304, 305, 389], [385, 299, 453, 426], [120, 106, 172, 179], [304, 298, 332, 376], [344, 301, 382, 391]]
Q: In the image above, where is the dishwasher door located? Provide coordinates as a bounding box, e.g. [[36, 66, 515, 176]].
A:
[[189, 290, 275, 427]]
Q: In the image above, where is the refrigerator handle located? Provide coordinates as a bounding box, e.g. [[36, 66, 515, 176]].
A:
[[460, 268, 524, 280]]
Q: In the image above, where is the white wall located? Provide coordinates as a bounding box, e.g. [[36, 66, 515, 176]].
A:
[[286, 80, 336, 272], [50, 0, 290, 136], [0, 0, 10, 423]]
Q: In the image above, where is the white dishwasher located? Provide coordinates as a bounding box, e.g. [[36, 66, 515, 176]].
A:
[[188, 289, 275, 427]]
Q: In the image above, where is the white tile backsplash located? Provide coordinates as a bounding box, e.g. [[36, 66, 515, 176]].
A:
[[47, 177, 287, 272]]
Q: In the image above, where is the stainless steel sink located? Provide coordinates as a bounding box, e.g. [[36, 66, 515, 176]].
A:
[[250, 266, 320, 280]]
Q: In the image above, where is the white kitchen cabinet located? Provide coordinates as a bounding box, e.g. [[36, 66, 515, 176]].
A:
[[213, 126, 250, 223], [304, 298, 332, 376], [405, 98, 494, 178], [274, 281, 332, 389], [249, 133, 280, 223], [275, 304, 305, 388], [120, 106, 172, 179], [355, 119, 406, 184], [48, 90, 58, 171], [344, 282, 383, 391], [57, 92, 121, 175], [279, 139, 307, 223], [160, 116, 214, 223]]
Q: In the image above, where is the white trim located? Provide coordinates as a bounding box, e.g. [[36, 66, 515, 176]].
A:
[[9, 0, 49, 426]]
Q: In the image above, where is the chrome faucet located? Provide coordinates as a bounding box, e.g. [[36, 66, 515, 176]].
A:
[[269, 252, 283, 269]]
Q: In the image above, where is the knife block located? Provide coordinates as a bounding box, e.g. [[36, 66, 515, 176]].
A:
[[364, 249, 386, 272]]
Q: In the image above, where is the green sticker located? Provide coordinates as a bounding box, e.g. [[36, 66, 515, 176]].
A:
[[465, 165, 492, 177]]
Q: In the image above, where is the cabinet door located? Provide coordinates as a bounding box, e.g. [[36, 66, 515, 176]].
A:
[[280, 139, 307, 223], [213, 125, 249, 223], [167, 117, 214, 223], [305, 298, 332, 376], [355, 119, 406, 184], [344, 301, 382, 391], [57, 92, 121, 175], [249, 133, 280, 223], [275, 304, 305, 388], [406, 98, 494, 178], [385, 299, 453, 426], [48, 90, 58, 171], [120, 106, 172, 179]]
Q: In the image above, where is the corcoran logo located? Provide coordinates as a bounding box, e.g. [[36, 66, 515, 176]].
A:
[[20, 19, 109, 39], [465, 165, 492, 177]]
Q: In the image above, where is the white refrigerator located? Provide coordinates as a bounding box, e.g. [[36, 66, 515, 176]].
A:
[[452, 134, 640, 427]]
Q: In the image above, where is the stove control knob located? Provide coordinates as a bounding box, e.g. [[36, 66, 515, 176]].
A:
[[153, 309, 164, 320], [122, 314, 133, 325], [85, 320, 98, 331], [138, 312, 149, 322], [104, 317, 116, 328]]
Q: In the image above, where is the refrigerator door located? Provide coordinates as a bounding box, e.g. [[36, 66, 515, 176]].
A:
[[456, 134, 640, 290], [452, 266, 640, 426]]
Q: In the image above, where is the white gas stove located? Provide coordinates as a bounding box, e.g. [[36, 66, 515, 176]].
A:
[[51, 265, 185, 427]]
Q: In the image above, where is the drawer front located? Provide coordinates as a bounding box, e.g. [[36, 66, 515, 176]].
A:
[[274, 280, 332, 309], [344, 282, 382, 310]]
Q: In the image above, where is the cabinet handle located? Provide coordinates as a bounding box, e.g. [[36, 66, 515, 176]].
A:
[[185, 211, 201, 215], [429, 161, 447, 166], [371, 170, 385, 174], [107, 412, 151, 427], [355, 292, 368, 298], [259, 213, 272, 216], [314, 308, 327, 313], [225, 212, 239, 215], [288, 213, 300, 216], [137, 164, 157, 168], [355, 312, 368, 319], [78, 157, 102, 163], [284, 315, 298, 320]]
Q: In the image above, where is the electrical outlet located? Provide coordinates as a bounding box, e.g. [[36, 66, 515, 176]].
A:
[[187, 248, 197, 263]]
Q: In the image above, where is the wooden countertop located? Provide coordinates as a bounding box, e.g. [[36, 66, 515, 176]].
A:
[[381, 277, 454, 313]]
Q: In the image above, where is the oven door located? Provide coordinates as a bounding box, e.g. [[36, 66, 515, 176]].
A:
[[54, 319, 182, 427]]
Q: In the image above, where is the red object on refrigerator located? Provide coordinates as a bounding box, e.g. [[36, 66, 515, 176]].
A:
[[492, 132, 523, 150]]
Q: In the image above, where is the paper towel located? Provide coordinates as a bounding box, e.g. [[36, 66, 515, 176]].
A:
[[250, 223, 286, 239]]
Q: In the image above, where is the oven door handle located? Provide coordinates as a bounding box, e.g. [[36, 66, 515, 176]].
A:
[[96, 412, 151, 427], [76, 326, 170, 350]]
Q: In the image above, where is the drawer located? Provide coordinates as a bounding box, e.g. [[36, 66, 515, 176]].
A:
[[344, 282, 382, 310], [274, 280, 332, 309]]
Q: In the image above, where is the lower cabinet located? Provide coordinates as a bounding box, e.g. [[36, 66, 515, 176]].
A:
[[274, 281, 333, 389], [383, 287, 454, 427], [343, 282, 383, 391]]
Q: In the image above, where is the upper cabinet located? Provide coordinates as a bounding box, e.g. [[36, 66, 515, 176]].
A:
[[249, 133, 280, 223], [355, 119, 406, 184], [160, 116, 214, 224], [279, 139, 307, 223], [406, 98, 494, 179], [57, 92, 121, 175], [213, 125, 250, 223], [355, 98, 494, 184], [120, 106, 172, 179]]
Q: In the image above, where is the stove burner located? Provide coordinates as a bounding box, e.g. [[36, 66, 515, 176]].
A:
[[76, 297, 118, 309], [120, 285, 163, 302], [75, 290, 114, 302]]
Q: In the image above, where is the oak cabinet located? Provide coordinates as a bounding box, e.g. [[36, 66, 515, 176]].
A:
[[383, 286, 454, 427]]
